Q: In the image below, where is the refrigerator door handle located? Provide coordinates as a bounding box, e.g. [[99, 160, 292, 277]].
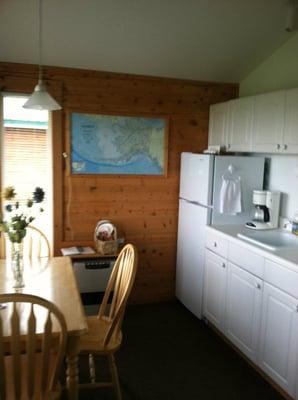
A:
[[179, 197, 213, 209]]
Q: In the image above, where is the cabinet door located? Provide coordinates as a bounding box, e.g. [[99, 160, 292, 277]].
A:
[[225, 262, 262, 363], [259, 283, 298, 397], [252, 91, 285, 153], [228, 97, 253, 152], [283, 88, 298, 154], [203, 249, 227, 331], [208, 102, 229, 148]]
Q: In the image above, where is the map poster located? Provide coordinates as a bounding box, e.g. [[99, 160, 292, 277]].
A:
[[70, 112, 168, 175]]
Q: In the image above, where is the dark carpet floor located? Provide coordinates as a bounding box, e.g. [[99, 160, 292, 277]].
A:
[[63, 301, 285, 400]]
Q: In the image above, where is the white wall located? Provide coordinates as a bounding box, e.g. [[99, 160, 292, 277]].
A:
[[240, 33, 298, 96], [265, 155, 298, 219]]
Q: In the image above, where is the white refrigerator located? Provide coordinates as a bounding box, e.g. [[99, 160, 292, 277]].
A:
[[175, 152, 265, 318]]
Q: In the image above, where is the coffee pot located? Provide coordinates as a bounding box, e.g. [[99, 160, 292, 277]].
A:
[[246, 190, 281, 230], [251, 191, 269, 222], [252, 204, 270, 223]]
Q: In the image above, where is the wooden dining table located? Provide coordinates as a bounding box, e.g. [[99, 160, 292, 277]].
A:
[[0, 256, 88, 400]]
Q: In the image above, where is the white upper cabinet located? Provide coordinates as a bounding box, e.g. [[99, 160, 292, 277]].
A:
[[208, 98, 253, 152], [283, 88, 298, 153], [208, 87, 298, 154], [227, 97, 253, 152], [251, 90, 285, 153], [208, 102, 229, 148]]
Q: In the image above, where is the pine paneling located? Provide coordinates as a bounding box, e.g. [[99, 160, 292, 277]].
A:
[[0, 62, 238, 303]]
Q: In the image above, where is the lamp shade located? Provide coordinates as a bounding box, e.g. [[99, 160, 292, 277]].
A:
[[23, 80, 61, 111]]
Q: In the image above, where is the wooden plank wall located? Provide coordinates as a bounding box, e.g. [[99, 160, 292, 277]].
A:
[[0, 62, 238, 303]]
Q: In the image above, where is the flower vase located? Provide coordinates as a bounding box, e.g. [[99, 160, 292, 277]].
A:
[[11, 241, 25, 288]]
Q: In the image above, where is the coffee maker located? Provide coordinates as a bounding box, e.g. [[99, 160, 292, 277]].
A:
[[246, 190, 281, 230]]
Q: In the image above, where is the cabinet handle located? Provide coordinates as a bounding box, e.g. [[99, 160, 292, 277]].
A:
[[221, 263, 226, 268], [213, 242, 217, 247], [283, 144, 288, 150], [227, 144, 231, 149], [255, 283, 262, 290], [276, 144, 281, 150]]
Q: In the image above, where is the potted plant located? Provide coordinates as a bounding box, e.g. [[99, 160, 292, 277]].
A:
[[0, 186, 45, 288]]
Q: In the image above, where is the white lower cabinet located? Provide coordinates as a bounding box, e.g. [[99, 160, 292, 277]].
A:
[[259, 283, 298, 397], [204, 231, 298, 398], [203, 249, 227, 331], [225, 262, 262, 363]]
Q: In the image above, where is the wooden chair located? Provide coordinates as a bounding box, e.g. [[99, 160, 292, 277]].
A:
[[1, 225, 50, 260], [23, 226, 51, 259], [0, 233, 6, 260], [0, 292, 67, 399], [78, 243, 138, 400]]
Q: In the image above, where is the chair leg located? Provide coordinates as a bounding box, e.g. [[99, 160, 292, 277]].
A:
[[88, 353, 96, 383], [108, 354, 122, 400]]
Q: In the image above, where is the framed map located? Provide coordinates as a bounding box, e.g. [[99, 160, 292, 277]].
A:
[[70, 112, 168, 175]]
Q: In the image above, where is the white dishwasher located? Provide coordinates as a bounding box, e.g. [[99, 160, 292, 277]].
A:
[[72, 257, 116, 294], [72, 256, 116, 314]]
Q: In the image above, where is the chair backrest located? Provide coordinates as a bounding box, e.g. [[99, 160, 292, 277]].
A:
[[0, 234, 5, 260], [0, 293, 67, 399], [98, 244, 138, 346], [23, 226, 50, 258], [1, 225, 50, 260]]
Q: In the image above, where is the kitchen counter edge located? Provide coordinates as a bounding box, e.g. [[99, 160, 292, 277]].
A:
[[206, 225, 298, 272]]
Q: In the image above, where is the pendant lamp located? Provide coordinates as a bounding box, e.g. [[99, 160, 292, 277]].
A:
[[23, 0, 61, 110]]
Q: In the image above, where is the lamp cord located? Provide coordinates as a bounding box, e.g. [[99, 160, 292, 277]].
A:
[[38, 0, 42, 82]]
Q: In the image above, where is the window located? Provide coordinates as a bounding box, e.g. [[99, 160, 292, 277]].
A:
[[1, 95, 53, 253]]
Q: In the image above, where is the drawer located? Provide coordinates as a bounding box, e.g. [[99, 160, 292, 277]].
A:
[[264, 259, 298, 298], [228, 241, 264, 278], [205, 231, 228, 258]]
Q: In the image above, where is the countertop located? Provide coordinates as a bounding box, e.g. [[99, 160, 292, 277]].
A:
[[206, 224, 298, 272]]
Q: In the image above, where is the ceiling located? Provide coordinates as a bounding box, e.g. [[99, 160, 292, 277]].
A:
[[0, 0, 294, 83]]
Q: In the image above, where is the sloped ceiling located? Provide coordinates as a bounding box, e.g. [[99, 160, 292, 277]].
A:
[[0, 0, 294, 82]]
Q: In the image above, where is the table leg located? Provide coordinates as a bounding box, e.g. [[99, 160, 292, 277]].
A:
[[66, 336, 80, 400]]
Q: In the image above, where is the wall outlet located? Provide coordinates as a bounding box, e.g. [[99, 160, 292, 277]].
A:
[[280, 217, 292, 231], [117, 237, 125, 245]]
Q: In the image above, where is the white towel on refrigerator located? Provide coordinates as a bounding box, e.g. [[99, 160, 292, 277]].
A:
[[219, 178, 242, 215]]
